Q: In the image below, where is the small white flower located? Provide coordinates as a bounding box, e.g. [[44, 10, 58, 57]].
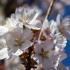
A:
[[4, 27, 33, 55], [34, 39, 55, 69], [15, 6, 42, 30]]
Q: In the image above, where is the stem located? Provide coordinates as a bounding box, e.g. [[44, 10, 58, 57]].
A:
[[38, 0, 55, 41]]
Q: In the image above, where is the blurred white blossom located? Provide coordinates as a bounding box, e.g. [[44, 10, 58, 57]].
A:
[[34, 15, 67, 70], [4, 27, 33, 56], [0, 5, 68, 70], [54, 2, 64, 13], [61, 0, 70, 5], [15, 6, 42, 30], [61, 16, 70, 40], [5, 55, 25, 70]]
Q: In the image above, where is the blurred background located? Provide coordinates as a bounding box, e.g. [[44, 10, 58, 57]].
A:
[[0, 0, 70, 17]]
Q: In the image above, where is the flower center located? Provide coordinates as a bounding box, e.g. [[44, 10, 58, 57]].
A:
[[39, 48, 49, 58], [15, 38, 24, 47]]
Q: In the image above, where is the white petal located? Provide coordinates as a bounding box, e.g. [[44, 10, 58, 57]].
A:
[[0, 38, 7, 49], [13, 49, 23, 56], [29, 11, 41, 25], [55, 46, 60, 54], [59, 52, 67, 62], [42, 19, 49, 30], [50, 20, 58, 35], [0, 26, 8, 36], [20, 41, 33, 51], [5, 18, 18, 31], [56, 14, 61, 26], [0, 48, 9, 60]]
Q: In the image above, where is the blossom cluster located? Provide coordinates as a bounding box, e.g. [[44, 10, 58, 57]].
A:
[[0, 6, 68, 70]]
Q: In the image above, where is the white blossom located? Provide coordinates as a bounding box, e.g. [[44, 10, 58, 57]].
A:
[[4, 27, 33, 56], [34, 15, 67, 70], [5, 55, 26, 70], [61, 16, 70, 40], [0, 5, 68, 70], [15, 6, 42, 30], [61, 0, 70, 5]]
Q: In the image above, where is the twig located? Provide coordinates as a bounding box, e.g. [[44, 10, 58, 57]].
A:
[[38, 0, 55, 41]]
